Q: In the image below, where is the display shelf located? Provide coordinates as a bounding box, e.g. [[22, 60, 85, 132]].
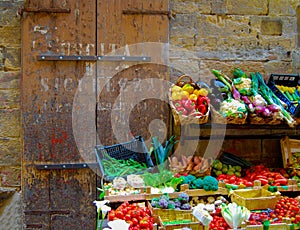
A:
[[178, 123, 300, 140], [104, 182, 228, 203]]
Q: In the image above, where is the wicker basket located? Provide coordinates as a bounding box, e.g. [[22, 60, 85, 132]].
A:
[[210, 106, 247, 125], [248, 113, 283, 125], [230, 188, 280, 210], [169, 75, 209, 126], [179, 167, 212, 178], [170, 103, 210, 125]]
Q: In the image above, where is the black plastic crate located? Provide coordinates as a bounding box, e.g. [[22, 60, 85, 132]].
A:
[[267, 73, 300, 117], [94, 136, 154, 181]]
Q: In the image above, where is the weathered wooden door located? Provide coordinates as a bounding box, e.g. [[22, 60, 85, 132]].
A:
[[21, 0, 169, 229]]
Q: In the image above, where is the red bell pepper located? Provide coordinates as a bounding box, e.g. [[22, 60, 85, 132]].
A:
[[197, 104, 207, 115], [173, 100, 182, 109], [274, 178, 288, 185], [183, 99, 196, 111], [176, 106, 188, 115], [197, 96, 210, 105]]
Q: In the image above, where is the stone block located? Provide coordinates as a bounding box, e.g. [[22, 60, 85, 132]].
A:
[[263, 61, 294, 77], [0, 137, 21, 165], [0, 109, 20, 137], [281, 16, 297, 36], [269, 0, 298, 16], [199, 60, 265, 76], [170, 0, 211, 14], [0, 71, 20, 89], [0, 89, 20, 109], [169, 59, 200, 78], [197, 15, 251, 37], [261, 18, 282, 35], [292, 50, 300, 73], [0, 26, 21, 45], [4, 47, 21, 71], [227, 0, 268, 15], [211, 0, 227, 15], [0, 3, 22, 26], [211, 0, 268, 15], [0, 166, 21, 187]]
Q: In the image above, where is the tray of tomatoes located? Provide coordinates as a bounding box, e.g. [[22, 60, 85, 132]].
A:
[[108, 201, 154, 230]]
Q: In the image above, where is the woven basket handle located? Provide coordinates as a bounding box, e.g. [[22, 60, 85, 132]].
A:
[[175, 75, 193, 86]]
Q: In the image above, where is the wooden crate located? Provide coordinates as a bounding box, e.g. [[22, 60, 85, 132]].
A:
[[156, 210, 204, 230], [230, 188, 280, 210], [241, 218, 297, 230], [280, 136, 300, 168], [242, 223, 290, 230]]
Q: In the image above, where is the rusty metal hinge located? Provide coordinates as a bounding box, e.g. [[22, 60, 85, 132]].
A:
[[34, 162, 98, 170], [123, 9, 176, 19], [37, 55, 151, 62], [18, 6, 70, 16]]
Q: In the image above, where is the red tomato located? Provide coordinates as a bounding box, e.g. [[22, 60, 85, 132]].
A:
[[126, 220, 133, 228], [120, 202, 130, 208], [108, 211, 115, 221], [139, 218, 149, 228], [229, 176, 236, 184], [131, 217, 139, 226], [131, 209, 140, 218], [245, 181, 254, 187], [124, 214, 131, 221], [115, 210, 124, 219]]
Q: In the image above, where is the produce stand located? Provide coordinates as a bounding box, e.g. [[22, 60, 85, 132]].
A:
[[95, 69, 300, 230]]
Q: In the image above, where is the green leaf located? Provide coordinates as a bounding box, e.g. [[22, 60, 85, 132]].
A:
[[97, 187, 105, 200], [152, 136, 165, 165]]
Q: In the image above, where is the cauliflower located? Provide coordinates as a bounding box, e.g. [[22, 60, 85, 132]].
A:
[[234, 78, 252, 90], [250, 94, 267, 107], [220, 98, 247, 116], [233, 78, 252, 95]]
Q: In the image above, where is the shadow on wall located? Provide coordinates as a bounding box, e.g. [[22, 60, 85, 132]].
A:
[[0, 189, 22, 230]]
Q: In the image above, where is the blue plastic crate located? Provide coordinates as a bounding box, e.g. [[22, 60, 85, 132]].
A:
[[94, 136, 154, 181], [267, 73, 300, 117]]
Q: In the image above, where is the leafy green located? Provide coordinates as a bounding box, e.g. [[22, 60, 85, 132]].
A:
[[151, 135, 178, 166]]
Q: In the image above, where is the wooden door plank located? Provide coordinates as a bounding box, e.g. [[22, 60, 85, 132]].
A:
[[22, 0, 97, 228], [96, 0, 170, 146]]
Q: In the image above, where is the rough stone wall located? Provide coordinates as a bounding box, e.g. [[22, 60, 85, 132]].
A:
[[169, 0, 300, 80], [169, 0, 300, 168], [0, 0, 23, 228]]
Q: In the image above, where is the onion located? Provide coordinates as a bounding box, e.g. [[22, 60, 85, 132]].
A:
[[261, 108, 272, 117], [255, 105, 265, 115], [241, 96, 251, 105], [267, 104, 280, 112], [232, 84, 240, 100], [247, 103, 255, 113]]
